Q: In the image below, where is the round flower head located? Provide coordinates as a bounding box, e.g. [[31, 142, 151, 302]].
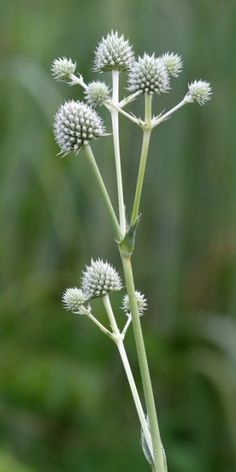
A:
[[128, 53, 170, 95], [122, 291, 147, 317], [85, 81, 110, 108], [82, 259, 122, 299], [54, 100, 106, 155], [62, 287, 87, 313], [161, 52, 183, 77], [51, 57, 76, 83], [94, 30, 134, 72], [187, 80, 212, 105]]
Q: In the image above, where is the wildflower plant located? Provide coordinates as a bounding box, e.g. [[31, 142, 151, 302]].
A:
[[51, 31, 212, 471]]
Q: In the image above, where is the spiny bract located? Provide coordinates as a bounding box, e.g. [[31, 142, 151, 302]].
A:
[[82, 259, 122, 299], [54, 100, 106, 155], [94, 30, 134, 72]]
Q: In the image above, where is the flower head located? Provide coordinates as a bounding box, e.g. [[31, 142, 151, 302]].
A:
[[127, 53, 170, 95], [62, 287, 87, 313], [161, 52, 183, 77], [186, 80, 212, 105], [94, 31, 134, 72], [54, 100, 106, 155], [51, 57, 76, 83], [85, 81, 110, 107], [122, 291, 147, 316], [82, 259, 122, 299]]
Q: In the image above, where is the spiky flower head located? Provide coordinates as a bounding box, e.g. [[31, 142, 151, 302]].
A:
[[122, 291, 147, 316], [51, 57, 76, 83], [186, 80, 212, 105], [127, 53, 170, 95], [54, 100, 106, 155], [161, 52, 183, 77], [62, 287, 87, 313], [82, 259, 122, 299], [94, 31, 134, 72], [85, 81, 110, 107]]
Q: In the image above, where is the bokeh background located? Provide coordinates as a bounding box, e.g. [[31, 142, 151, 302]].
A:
[[1, 0, 236, 471]]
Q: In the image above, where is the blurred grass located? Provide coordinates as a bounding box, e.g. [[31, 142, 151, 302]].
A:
[[0, 0, 236, 471]]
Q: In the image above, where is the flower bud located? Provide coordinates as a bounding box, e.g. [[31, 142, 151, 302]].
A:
[[122, 291, 147, 316], [51, 57, 76, 83], [94, 31, 134, 72], [62, 287, 87, 313], [85, 81, 110, 107], [186, 80, 212, 105], [54, 100, 106, 155], [82, 259, 122, 299], [161, 52, 183, 77], [128, 53, 170, 95]]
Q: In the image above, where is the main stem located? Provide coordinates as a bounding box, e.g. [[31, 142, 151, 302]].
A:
[[131, 94, 152, 226], [102, 294, 153, 457], [120, 256, 165, 472], [84, 145, 122, 241], [111, 70, 126, 237], [110, 89, 165, 471]]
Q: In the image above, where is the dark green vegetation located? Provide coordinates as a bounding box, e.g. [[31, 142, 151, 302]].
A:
[[1, 1, 236, 471]]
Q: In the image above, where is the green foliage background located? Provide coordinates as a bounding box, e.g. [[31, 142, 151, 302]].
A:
[[1, 1, 236, 471]]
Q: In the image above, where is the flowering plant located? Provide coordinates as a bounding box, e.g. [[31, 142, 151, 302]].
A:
[[52, 31, 211, 471]]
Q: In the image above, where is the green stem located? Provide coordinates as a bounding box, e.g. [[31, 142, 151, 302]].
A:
[[102, 294, 153, 457], [130, 94, 152, 226], [84, 144, 122, 241], [111, 70, 126, 237], [120, 255, 165, 472]]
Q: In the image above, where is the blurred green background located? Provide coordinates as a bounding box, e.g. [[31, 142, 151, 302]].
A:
[[1, 0, 236, 471]]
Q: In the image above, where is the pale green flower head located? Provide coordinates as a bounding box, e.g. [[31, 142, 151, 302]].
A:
[[85, 81, 110, 107], [122, 291, 147, 316], [187, 80, 212, 105], [161, 52, 183, 77], [54, 100, 106, 155], [82, 259, 122, 299], [127, 53, 170, 95], [62, 287, 87, 313], [94, 30, 134, 72], [51, 57, 76, 83]]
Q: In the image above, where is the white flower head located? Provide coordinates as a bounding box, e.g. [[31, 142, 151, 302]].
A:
[[85, 81, 110, 107], [62, 287, 87, 314], [127, 53, 170, 95], [122, 291, 147, 317], [51, 57, 76, 83], [94, 30, 134, 72], [54, 100, 106, 155], [161, 52, 183, 77], [187, 80, 212, 105], [82, 259, 122, 299]]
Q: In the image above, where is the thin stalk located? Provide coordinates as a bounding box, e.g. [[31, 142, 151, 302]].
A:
[[84, 145, 122, 241], [87, 312, 113, 338], [102, 294, 153, 457], [130, 94, 152, 226], [111, 70, 126, 237], [152, 97, 187, 128], [121, 256, 165, 472]]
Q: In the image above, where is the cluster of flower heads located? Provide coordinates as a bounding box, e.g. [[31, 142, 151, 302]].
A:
[[52, 31, 212, 156], [62, 259, 147, 320]]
